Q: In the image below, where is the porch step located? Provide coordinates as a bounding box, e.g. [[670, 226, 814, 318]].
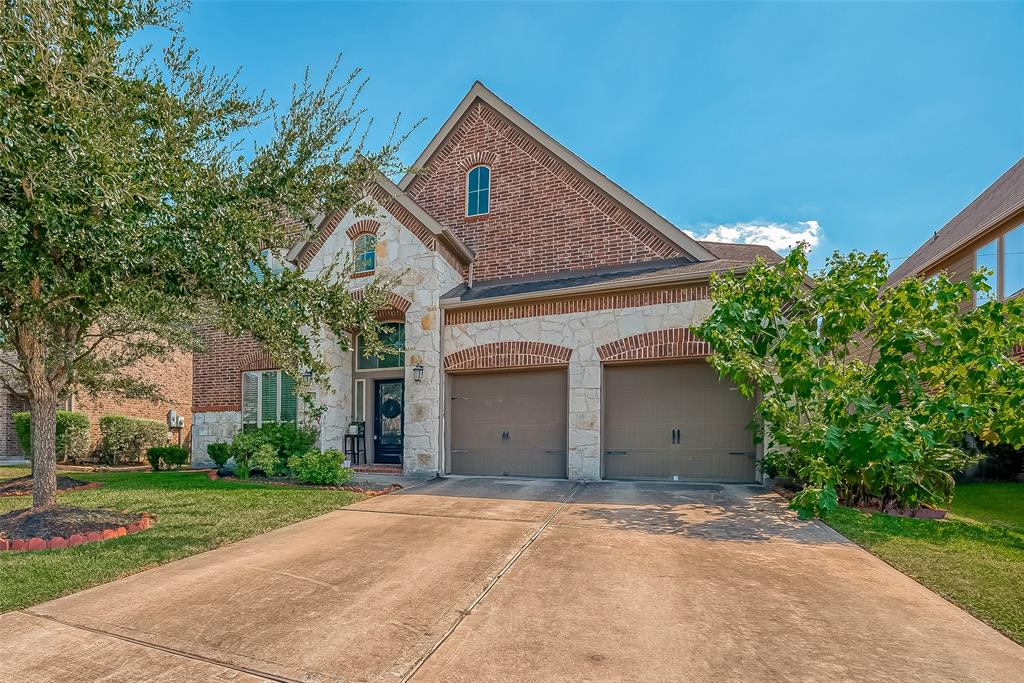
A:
[[0, 457, 28, 467]]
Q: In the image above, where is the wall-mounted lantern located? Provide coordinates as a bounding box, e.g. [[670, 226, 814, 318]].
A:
[[412, 364, 424, 382]]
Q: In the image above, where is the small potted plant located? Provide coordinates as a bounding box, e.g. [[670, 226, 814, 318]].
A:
[[348, 420, 365, 435]]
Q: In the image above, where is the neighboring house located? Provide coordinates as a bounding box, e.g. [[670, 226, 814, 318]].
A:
[[191, 82, 780, 482], [888, 155, 1024, 311], [0, 350, 193, 462]]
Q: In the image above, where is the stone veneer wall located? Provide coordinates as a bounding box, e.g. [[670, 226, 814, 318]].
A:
[[303, 198, 463, 473], [191, 411, 241, 467], [444, 298, 713, 480]]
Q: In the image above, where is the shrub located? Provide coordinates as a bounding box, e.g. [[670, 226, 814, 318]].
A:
[[248, 443, 279, 476], [206, 442, 231, 468], [13, 411, 91, 463], [228, 423, 317, 476], [288, 449, 353, 486], [100, 416, 168, 464], [146, 446, 189, 470]]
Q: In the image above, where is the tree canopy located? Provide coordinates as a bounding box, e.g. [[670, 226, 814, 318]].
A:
[[0, 0, 403, 506], [696, 247, 1024, 518]]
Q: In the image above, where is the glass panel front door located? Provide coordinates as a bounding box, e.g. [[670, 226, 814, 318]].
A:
[[374, 380, 404, 465]]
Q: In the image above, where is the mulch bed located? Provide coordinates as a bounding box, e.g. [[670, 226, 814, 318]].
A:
[[771, 483, 946, 519], [0, 475, 100, 498], [0, 505, 154, 552], [208, 471, 401, 496]]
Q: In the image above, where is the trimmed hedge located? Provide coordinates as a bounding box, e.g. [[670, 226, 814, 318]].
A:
[[12, 411, 91, 463], [100, 415, 168, 464], [206, 442, 231, 468], [288, 449, 353, 486], [146, 446, 189, 471]]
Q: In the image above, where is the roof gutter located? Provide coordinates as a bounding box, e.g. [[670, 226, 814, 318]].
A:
[[439, 265, 748, 309]]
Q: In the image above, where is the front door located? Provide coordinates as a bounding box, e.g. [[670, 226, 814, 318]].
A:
[[373, 379, 404, 465]]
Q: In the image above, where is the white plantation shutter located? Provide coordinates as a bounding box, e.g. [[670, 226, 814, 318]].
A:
[[242, 372, 259, 427]]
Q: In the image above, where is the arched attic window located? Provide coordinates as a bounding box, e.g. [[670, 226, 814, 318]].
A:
[[466, 165, 491, 217], [353, 233, 376, 274]]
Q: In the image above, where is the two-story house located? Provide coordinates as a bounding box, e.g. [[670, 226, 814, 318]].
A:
[[191, 82, 780, 482]]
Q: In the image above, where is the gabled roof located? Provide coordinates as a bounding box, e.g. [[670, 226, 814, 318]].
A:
[[399, 81, 717, 263], [888, 156, 1024, 285], [289, 176, 474, 268]]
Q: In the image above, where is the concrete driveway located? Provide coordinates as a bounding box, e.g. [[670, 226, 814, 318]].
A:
[[2, 478, 1021, 682]]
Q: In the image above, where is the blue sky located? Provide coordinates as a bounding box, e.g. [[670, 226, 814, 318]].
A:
[[176, 1, 1024, 269]]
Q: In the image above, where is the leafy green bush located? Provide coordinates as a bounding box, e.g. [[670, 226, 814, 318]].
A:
[[288, 449, 353, 486], [13, 411, 91, 463], [206, 442, 231, 468], [228, 423, 317, 476], [99, 415, 168, 464], [697, 247, 1024, 518], [146, 446, 189, 471], [248, 443, 279, 476]]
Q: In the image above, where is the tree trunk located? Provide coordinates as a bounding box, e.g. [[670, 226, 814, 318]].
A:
[[29, 390, 58, 508]]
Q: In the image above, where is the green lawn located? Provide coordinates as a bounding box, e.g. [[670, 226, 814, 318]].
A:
[[824, 482, 1024, 645], [0, 466, 364, 612]]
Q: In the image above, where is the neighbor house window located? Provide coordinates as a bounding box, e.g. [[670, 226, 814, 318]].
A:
[[242, 370, 297, 429], [975, 223, 1024, 304], [466, 165, 490, 216], [356, 323, 405, 369], [353, 234, 376, 274], [1004, 223, 1024, 299], [976, 238, 999, 305]]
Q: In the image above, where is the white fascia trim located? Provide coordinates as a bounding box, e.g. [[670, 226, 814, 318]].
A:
[[399, 81, 716, 263]]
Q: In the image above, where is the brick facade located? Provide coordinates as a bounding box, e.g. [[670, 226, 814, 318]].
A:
[[444, 341, 573, 372], [597, 328, 710, 362], [193, 326, 269, 413], [408, 101, 684, 282], [1, 352, 191, 458], [444, 283, 709, 325]]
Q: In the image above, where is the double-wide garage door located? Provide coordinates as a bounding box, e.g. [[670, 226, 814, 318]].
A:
[[447, 362, 755, 482], [603, 362, 756, 482], [449, 369, 567, 478]]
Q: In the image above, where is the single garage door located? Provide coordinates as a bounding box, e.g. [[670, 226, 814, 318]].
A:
[[449, 369, 567, 477], [603, 362, 756, 482]]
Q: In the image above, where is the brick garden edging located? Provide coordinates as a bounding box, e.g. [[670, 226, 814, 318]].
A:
[[0, 481, 102, 498], [0, 514, 153, 553], [206, 470, 401, 496]]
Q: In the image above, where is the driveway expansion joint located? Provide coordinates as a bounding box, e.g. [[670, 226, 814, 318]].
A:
[[20, 610, 300, 683], [399, 481, 583, 682]]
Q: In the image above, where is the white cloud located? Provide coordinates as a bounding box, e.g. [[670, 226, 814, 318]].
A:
[[685, 220, 822, 253]]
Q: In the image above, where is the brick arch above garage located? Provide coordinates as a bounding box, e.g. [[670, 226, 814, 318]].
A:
[[597, 328, 710, 363], [444, 341, 573, 372]]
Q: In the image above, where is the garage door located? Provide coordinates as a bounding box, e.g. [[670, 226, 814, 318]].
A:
[[603, 362, 756, 482], [449, 369, 567, 477]]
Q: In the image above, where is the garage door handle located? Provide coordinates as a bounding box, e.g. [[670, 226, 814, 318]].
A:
[[605, 450, 628, 456], [451, 449, 469, 453], [545, 450, 567, 455], [729, 451, 757, 457]]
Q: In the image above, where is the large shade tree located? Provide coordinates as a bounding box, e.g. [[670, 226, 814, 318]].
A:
[[0, 0, 403, 507], [697, 247, 1024, 518]]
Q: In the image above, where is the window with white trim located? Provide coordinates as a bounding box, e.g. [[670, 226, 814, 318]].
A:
[[242, 370, 297, 430], [249, 249, 288, 282], [353, 234, 376, 274], [974, 223, 1024, 305], [466, 165, 490, 216]]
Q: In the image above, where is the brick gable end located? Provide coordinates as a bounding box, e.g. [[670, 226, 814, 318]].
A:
[[409, 101, 683, 281]]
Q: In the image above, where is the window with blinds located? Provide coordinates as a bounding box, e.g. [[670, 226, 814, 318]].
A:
[[242, 370, 298, 430]]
